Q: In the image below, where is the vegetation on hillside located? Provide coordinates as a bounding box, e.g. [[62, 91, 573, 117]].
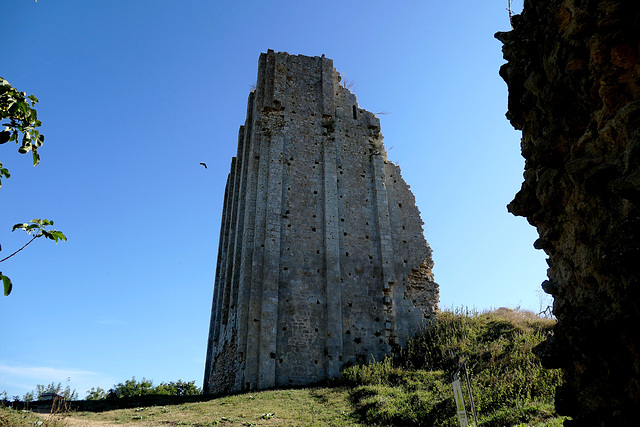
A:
[[1, 308, 566, 426], [339, 307, 565, 426]]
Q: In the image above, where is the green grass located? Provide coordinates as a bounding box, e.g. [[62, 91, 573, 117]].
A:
[[1, 308, 566, 426], [339, 307, 567, 426]]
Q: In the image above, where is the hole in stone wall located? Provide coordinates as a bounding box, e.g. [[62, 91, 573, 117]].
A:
[[312, 227, 316, 232], [365, 235, 369, 239], [346, 330, 351, 334], [398, 203, 402, 208], [279, 359, 284, 363], [283, 266, 288, 270], [348, 301, 353, 307], [317, 299, 320, 304], [353, 105, 357, 119], [314, 360, 319, 365], [340, 218, 345, 222], [354, 337, 361, 344], [345, 252, 349, 257], [282, 326, 287, 331], [314, 190, 318, 194], [315, 328, 318, 332], [343, 232, 348, 236]]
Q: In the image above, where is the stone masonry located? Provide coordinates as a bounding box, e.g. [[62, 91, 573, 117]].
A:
[[497, 1, 640, 424], [203, 50, 439, 395]]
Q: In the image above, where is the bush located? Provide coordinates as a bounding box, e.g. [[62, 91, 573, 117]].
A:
[[105, 377, 201, 399], [339, 308, 565, 426]]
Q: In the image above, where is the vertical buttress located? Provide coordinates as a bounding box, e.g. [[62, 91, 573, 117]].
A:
[[319, 55, 343, 378], [371, 153, 397, 349], [235, 92, 256, 390]]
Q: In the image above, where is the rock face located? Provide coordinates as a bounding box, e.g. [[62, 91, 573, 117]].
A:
[[203, 50, 438, 395], [496, 1, 640, 425]]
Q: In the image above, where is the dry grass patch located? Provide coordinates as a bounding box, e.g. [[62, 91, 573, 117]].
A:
[[59, 387, 357, 426]]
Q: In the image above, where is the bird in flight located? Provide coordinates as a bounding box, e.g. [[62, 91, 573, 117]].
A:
[[200, 162, 207, 169]]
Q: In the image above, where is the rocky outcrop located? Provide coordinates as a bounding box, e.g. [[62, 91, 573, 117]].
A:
[[496, 1, 640, 425]]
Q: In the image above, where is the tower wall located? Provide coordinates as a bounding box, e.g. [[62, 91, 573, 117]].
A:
[[204, 50, 439, 394]]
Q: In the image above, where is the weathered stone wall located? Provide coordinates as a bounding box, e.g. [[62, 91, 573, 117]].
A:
[[203, 50, 438, 395], [496, 1, 640, 425]]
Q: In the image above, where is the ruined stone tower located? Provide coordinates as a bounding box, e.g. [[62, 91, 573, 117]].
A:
[[203, 50, 438, 395]]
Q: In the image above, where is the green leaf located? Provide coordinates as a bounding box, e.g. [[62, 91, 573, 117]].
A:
[[28, 94, 39, 104], [0, 164, 10, 189], [1, 274, 12, 297], [50, 231, 67, 242], [32, 149, 40, 166], [0, 130, 10, 144], [12, 223, 28, 231]]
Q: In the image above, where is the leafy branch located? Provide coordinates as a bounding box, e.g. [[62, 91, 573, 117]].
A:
[[1, 76, 44, 180], [1, 219, 67, 296]]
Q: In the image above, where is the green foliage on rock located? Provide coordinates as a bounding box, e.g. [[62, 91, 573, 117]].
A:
[[338, 308, 565, 426]]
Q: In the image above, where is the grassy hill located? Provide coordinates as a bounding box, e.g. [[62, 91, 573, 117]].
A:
[[1, 308, 567, 426]]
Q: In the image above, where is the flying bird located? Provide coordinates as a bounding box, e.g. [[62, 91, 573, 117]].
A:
[[200, 162, 207, 169]]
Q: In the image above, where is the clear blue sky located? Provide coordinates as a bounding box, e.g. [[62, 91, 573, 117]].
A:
[[1, 0, 538, 399]]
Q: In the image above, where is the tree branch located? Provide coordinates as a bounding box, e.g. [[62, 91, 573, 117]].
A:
[[0, 235, 39, 263]]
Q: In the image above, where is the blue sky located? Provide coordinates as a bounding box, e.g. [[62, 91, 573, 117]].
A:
[[0, 0, 538, 399]]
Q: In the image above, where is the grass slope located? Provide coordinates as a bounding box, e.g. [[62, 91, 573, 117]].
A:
[[1, 308, 566, 426]]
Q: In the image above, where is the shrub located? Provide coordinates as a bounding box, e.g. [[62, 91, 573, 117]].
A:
[[340, 308, 565, 426], [105, 377, 201, 399]]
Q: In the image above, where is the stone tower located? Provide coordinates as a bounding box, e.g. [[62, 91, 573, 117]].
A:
[[203, 50, 438, 395]]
